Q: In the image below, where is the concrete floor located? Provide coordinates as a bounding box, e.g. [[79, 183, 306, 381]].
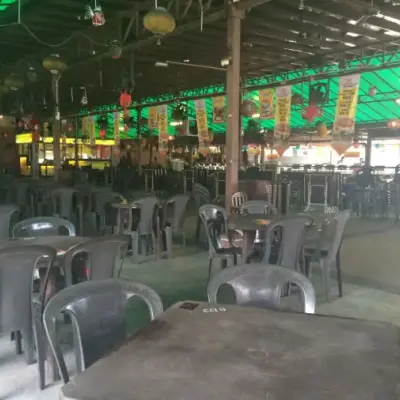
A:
[[2, 216, 400, 399]]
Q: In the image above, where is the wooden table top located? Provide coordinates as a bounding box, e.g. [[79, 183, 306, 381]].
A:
[[61, 301, 400, 400], [0, 236, 90, 255], [227, 214, 271, 231]]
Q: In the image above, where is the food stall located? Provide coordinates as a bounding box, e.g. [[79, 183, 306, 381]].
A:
[[16, 132, 114, 176]]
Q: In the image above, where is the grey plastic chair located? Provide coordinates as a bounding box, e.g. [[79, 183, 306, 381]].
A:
[[193, 183, 211, 240], [0, 205, 20, 239], [262, 215, 313, 272], [63, 235, 129, 286], [231, 191, 248, 213], [43, 279, 163, 384], [124, 197, 159, 263], [199, 204, 240, 281], [51, 187, 78, 221], [6, 180, 31, 217], [164, 194, 189, 246], [307, 210, 351, 300], [12, 216, 76, 238], [0, 245, 57, 389], [207, 264, 316, 314], [240, 200, 277, 215]]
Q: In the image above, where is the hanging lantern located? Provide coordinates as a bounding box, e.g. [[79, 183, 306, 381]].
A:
[[81, 87, 88, 106], [240, 99, 257, 117], [316, 121, 328, 138], [171, 102, 188, 121], [42, 54, 67, 75], [368, 85, 377, 97], [110, 40, 122, 59], [302, 104, 323, 123], [4, 73, 24, 91], [143, 5, 176, 42], [119, 91, 131, 114], [85, 3, 105, 26], [99, 129, 106, 139]]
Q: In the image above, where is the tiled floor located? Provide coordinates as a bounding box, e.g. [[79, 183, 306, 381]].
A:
[[2, 217, 400, 399]]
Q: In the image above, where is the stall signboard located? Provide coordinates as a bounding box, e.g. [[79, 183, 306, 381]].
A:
[[113, 112, 120, 146], [274, 85, 291, 139], [259, 88, 274, 120], [148, 107, 158, 130], [212, 96, 225, 123], [195, 98, 209, 156], [333, 73, 360, 138], [157, 104, 169, 159]]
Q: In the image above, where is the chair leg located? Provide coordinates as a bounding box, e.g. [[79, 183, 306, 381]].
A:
[[208, 259, 213, 281], [15, 331, 22, 355], [33, 305, 47, 390], [195, 216, 201, 241], [336, 251, 343, 297], [320, 259, 331, 301], [22, 328, 35, 365]]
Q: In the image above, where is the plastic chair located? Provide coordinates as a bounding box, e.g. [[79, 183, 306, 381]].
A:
[[12, 216, 76, 238], [262, 215, 313, 272], [94, 191, 125, 234], [63, 235, 129, 286], [43, 279, 163, 384], [207, 264, 316, 314], [163, 194, 189, 246], [0, 205, 20, 239], [199, 204, 240, 281], [306, 210, 350, 300], [124, 197, 159, 263], [51, 187, 78, 220], [0, 245, 57, 389], [6, 180, 31, 217], [240, 200, 277, 215], [231, 191, 248, 213], [193, 183, 211, 240]]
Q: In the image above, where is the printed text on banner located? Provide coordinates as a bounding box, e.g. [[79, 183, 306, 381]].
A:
[[274, 85, 291, 139], [195, 99, 209, 156], [259, 88, 274, 120]]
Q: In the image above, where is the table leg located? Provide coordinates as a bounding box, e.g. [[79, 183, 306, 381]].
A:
[[242, 233, 249, 264]]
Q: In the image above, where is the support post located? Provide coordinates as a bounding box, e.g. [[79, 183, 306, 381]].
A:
[[225, 4, 243, 211], [137, 108, 142, 175], [52, 75, 61, 180], [365, 132, 372, 168]]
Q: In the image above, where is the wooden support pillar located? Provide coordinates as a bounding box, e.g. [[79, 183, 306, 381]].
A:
[[225, 4, 243, 211]]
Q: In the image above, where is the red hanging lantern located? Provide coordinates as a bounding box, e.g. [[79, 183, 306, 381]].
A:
[[302, 104, 323, 123], [119, 91, 131, 114], [99, 129, 106, 139]]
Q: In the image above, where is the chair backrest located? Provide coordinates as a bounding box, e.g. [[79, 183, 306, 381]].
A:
[[262, 215, 313, 270], [7, 181, 31, 208], [207, 264, 316, 314], [193, 183, 211, 208], [0, 205, 20, 240], [325, 210, 351, 262], [43, 278, 163, 383], [231, 192, 248, 209], [164, 195, 189, 230], [0, 245, 56, 333], [93, 191, 125, 217], [199, 204, 228, 255], [134, 197, 159, 235], [240, 200, 277, 215], [51, 188, 78, 219], [12, 217, 76, 237], [63, 236, 129, 286]]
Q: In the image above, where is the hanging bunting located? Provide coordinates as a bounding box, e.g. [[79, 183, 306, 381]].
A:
[[194, 98, 209, 156], [157, 104, 169, 159], [113, 111, 120, 145], [148, 106, 158, 130], [333, 74, 360, 138], [274, 85, 291, 139], [88, 115, 95, 145], [212, 96, 225, 123], [259, 88, 274, 120]]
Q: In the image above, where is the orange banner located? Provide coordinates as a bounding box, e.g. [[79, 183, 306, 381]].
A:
[[157, 105, 169, 157]]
